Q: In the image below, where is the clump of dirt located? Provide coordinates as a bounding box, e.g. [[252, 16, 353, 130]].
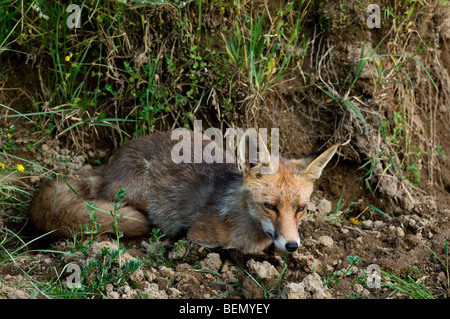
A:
[[281, 273, 332, 299]]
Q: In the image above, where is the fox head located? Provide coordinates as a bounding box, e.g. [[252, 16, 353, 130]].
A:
[[238, 129, 339, 253]]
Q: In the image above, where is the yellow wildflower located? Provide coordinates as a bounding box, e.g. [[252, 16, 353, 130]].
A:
[[350, 217, 362, 225], [376, 61, 381, 66], [15, 164, 25, 173], [65, 55, 71, 62], [0, 163, 5, 169]]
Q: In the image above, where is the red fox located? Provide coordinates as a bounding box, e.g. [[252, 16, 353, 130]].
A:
[[29, 129, 338, 253]]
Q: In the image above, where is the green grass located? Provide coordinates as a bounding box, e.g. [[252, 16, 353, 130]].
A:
[[380, 241, 449, 299], [381, 268, 442, 299], [224, 0, 311, 118]]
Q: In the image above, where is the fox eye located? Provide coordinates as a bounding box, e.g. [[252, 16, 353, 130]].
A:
[[296, 205, 306, 213], [264, 203, 276, 211]]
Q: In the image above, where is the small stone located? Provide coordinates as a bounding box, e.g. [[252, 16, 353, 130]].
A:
[[317, 199, 332, 215], [168, 245, 187, 260], [41, 144, 49, 152], [168, 287, 182, 298], [200, 253, 222, 272], [130, 269, 145, 283], [87, 241, 118, 258], [293, 253, 322, 273], [281, 282, 308, 299], [374, 220, 385, 229], [159, 266, 176, 279], [353, 283, 364, 293], [307, 201, 316, 212], [104, 284, 113, 294], [318, 235, 334, 247], [142, 283, 168, 299], [396, 227, 405, 238], [246, 259, 279, 279], [7, 289, 31, 299], [362, 220, 373, 229]]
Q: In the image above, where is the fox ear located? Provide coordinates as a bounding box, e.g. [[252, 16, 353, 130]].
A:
[[237, 128, 272, 176], [293, 143, 339, 180]]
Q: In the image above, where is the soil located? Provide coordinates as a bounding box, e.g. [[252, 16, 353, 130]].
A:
[[1, 0, 450, 300]]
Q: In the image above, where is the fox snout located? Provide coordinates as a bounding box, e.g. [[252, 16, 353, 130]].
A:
[[261, 218, 301, 253], [266, 230, 300, 253], [274, 232, 301, 253], [285, 241, 299, 252]]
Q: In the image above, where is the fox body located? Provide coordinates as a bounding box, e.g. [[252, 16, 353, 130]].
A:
[[29, 130, 338, 253]]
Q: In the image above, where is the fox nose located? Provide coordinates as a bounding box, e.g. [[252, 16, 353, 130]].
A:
[[285, 242, 298, 252]]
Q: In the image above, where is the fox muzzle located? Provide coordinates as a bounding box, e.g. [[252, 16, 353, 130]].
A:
[[285, 241, 298, 252]]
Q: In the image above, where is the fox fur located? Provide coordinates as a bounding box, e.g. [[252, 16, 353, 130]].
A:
[[29, 130, 338, 253]]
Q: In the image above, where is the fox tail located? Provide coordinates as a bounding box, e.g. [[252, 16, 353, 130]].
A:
[[28, 170, 151, 238]]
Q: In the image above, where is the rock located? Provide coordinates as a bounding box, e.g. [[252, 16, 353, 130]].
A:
[[168, 245, 187, 260], [87, 241, 118, 258], [176, 263, 192, 273], [200, 253, 222, 272], [105, 284, 114, 293], [307, 201, 316, 213], [293, 253, 322, 273], [362, 220, 373, 229], [374, 221, 385, 229], [6, 289, 31, 299], [130, 269, 145, 283], [281, 273, 330, 299], [353, 283, 364, 293], [437, 272, 447, 285], [378, 177, 398, 197], [318, 235, 334, 247], [302, 273, 323, 292], [142, 282, 168, 299], [168, 287, 182, 298], [117, 283, 138, 299], [406, 216, 416, 227], [29, 175, 41, 184], [120, 251, 138, 264], [395, 227, 405, 238], [41, 143, 49, 152], [246, 259, 279, 280], [159, 266, 176, 279], [281, 282, 308, 299], [401, 192, 415, 212], [107, 291, 120, 299], [439, 7, 450, 40], [361, 289, 371, 299], [317, 199, 332, 216]]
